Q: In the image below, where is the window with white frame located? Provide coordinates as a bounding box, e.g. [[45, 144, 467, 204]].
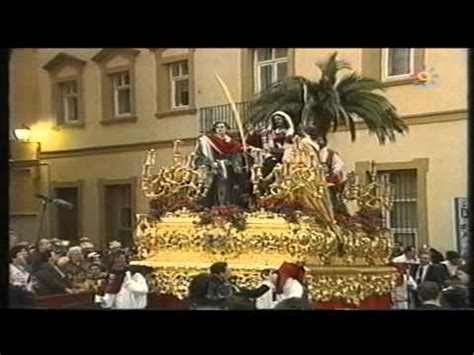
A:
[[382, 48, 415, 81], [111, 71, 132, 117], [254, 48, 288, 93], [59, 81, 79, 123], [170, 61, 190, 109], [379, 169, 418, 247]]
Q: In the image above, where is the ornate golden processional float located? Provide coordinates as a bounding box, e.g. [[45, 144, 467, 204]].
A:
[[132, 138, 398, 307]]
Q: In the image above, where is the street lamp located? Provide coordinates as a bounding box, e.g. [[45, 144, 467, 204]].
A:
[[14, 125, 31, 142]]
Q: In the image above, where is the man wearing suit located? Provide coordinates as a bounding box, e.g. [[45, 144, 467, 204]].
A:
[[34, 250, 75, 296], [410, 251, 449, 307]]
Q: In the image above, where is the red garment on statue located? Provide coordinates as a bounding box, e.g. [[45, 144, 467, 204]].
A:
[[207, 134, 242, 155]]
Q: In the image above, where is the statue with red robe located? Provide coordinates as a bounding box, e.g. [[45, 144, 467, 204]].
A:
[[192, 121, 246, 207]]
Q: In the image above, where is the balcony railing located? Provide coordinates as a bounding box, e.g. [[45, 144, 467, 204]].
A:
[[199, 101, 257, 133]]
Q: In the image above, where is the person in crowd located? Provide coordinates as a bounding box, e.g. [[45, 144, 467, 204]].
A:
[[202, 262, 237, 309], [429, 247, 445, 264], [255, 269, 278, 309], [187, 262, 269, 310], [417, 281, 442, 309], [187, 273, 219, 310], [390, 242, 404, 260], [80, 241, 95, 256], [82, 263, 107, 293], [102, 240, 123, 269], [34, 250, 75, 296], [441, 284, 469, 309], [30, 239, 53, 273], [61, 246, 88, 289], [85, 251, 102, 268], [456, 263, 471, 286], [411, 251, 449, 287], [441, 263, 471, 309], [441, 251, 463, 278], [392, 246, 418, 264], [391, 266, 417, 310], [274, 262, 306, 307], [410, 251, 449, 307], [79, 237, 93, 248], [9, 245, 36, 308], [96, 252, 148, 309], [53, 239, 70, 256]]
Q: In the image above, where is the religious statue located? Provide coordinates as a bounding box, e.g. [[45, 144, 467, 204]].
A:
[[191, 121, 247, 207], [299, 126, 348, 213], [260, 111, 295, 176]]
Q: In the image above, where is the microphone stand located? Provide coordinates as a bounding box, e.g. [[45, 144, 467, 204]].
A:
[[36, 198, 49, 242]]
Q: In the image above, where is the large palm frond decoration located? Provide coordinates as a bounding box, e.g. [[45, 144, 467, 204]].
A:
[[247, 52, 408, 144]]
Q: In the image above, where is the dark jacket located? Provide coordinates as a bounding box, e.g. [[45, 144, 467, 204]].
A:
[[410, 264, 449, 287], [34, 263, 71, 296], [9, 285, 36, 308], [441, 287, 469, 309], [29, 251, 49, 273], [204, 275, 236, 308]]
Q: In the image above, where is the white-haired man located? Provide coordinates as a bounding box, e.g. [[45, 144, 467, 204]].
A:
[[61, 246, 88, 291]]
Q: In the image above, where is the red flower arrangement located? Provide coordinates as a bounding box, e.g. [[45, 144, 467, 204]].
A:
[[335, 208, 383, 233], [255, 197, 312, 224], [149, 198, 194, 220], [195, 205, 246, 231]]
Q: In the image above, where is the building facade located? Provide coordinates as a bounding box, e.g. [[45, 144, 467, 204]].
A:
[[9, 48, 468, 252]]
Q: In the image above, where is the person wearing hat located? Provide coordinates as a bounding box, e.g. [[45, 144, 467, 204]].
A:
[[273, 262, 307, 308], [80, 241, 95, 255], [108, 240, 122, 250], [52, 239, 70, 256]]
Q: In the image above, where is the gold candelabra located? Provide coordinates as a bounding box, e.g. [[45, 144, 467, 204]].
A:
[[343, 161, 394, 211], [141, 140, 209, 203], [249, 137, 335, 225]]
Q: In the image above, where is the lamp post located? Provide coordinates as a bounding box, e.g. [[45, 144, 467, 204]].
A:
[[13, 124, 32, 142]]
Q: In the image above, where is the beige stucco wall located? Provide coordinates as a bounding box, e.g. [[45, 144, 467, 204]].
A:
[[33, 49, 199, 152], [194, 48, 242, 106], [295, 48, 468, 116]]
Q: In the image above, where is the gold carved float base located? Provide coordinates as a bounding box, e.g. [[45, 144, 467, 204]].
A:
[[133, 211, 397, 305], [133, 261, 397, 305]]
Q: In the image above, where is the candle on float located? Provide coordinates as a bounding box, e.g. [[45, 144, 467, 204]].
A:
[[173, 140, 182, 155]]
